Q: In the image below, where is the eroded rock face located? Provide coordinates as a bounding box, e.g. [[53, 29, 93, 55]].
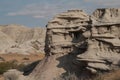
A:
[[45, 10, 91, 55], [25, 10, 91, 80], [28, 8, 120, 80], [78, 8, 120, 73], [4, 8, 120, 80], [0, 24, 46, 54], [45, 8, 120, 74], [92, 8, 120, 23]]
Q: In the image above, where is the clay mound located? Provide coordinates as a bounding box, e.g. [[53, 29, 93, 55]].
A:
[[0, 31, 15, 53], [0, 24, 28, 42], [0, 24, 46, 54], [0, 24, 46, 44]]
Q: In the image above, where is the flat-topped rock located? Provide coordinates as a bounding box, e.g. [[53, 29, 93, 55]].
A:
[[47, 10, 90, 29]]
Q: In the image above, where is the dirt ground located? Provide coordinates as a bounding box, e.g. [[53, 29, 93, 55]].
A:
[[0, 76, 4, 80], [0, 53, 45, 64], [0, 53, 120, 80], [0, 53, 45, 80]]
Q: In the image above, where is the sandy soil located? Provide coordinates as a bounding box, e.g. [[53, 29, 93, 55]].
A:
[[0, 53, 45, 80], [0, 75, 4, 80], [0, 53, 44, 64]]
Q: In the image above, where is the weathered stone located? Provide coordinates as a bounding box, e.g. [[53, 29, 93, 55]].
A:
[[45, 10, 90, 56], [92, 8, 120, 23], [17, 9, 91, 80], [77, 8, 120, 73], [29, 8, 120, 80], [3, 69, 25, 80], [45, 8, 120, 74], [0, 24, 46, 54], [4, 8, 120, 80]]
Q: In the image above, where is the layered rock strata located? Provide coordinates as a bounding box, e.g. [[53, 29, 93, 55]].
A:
[[4, 8, 120, 80], [45, 8, 120, 76], [78, 8, 120, 73], [45, 8, 120, 74], [0, 24, 46, 54]]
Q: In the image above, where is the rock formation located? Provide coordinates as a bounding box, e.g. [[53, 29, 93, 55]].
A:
[[45, 8, 120, 74], [78, 8, 120, 73], [4, 8, 120, 80], [0, 24, 46, 54]]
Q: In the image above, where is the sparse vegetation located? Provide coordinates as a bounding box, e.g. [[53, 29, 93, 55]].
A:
[[0, 61, 120, 80], [0, 61, 25, 74]]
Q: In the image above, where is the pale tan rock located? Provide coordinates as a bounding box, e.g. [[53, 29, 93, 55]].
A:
[[0, 24, 46, 54], [4, 8, 120, 80], [0, 31, 16, 53], [92, 8, 120, 23], [22, 10, 91, 80], [35, 8, 120, 80], [4, 69, 25, 80], [45, 10, 90, 55], [78, 8, 120, 73], [45, 8, 120, 75], [88, 63, 110, 70]]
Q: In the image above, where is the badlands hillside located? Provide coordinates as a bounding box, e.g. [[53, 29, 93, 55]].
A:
[[1, 8, 120, 80], [0, 24, 46, 80], [0, 24, 46, 55]]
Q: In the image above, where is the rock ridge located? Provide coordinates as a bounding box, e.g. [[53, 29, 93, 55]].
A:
[[0, 24, 46, 54]]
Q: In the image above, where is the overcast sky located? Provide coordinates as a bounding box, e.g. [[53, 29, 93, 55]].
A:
[[0, 0, 119, 27]]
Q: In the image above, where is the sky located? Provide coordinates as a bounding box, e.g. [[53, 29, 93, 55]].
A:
[[0, 0, 120, 27]]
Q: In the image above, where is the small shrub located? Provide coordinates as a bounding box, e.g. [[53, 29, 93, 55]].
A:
[[0, 62, 11, 74]]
